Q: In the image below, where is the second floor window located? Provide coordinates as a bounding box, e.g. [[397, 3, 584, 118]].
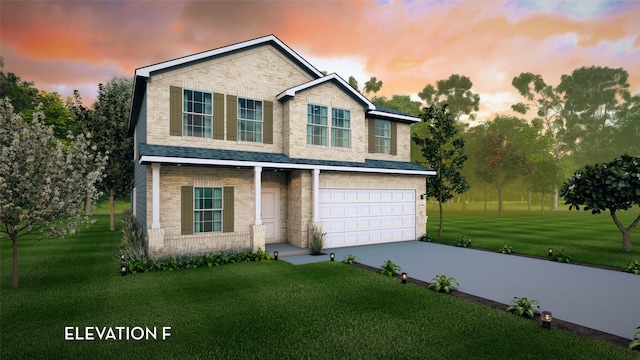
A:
[[238, 98, 263, 142], [374, 119, 391, 154], [194, 187, 223, 233], [183, 89, 212, 138], [307, 104, 328, 146], [331, 108, 351, 148]]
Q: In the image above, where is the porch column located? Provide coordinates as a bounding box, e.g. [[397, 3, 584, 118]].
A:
[[151, 163, 161, 229], [312, 168, 320, 222], [254, 166, 262, 225]]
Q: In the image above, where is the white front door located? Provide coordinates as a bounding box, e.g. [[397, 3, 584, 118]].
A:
[[261, 188, 279, 244]]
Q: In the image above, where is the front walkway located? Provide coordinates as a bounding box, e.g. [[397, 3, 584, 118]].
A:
[[277, 241, 639, 340]]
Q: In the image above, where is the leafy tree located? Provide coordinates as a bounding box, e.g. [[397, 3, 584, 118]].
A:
[[363, 76, 383, 96], [559, 154, 640, 252], [474, 116, 535, 215], [419, 74, 480, 121], [372, 95, 421, 117], [90, 78, 134, 231], [412, 104, 469, 236], [1, 60, 76, 139], [556, 66, 631, 167], [0, 99, 106, 289], [348, 76, 359, 92]]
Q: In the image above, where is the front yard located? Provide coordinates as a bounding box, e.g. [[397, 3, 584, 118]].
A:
[[1, 213, 638, 359]]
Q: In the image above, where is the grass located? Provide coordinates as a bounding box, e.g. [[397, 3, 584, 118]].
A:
[[2, 207, 639, 359], [426, 202, 640, 269]]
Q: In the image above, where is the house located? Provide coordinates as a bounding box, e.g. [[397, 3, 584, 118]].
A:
[[128, 35, 435, 257]]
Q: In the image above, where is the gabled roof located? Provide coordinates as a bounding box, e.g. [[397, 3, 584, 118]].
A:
[[128, 34, 420, 134], [138, 143, 435, 176], [134, 34, 324, 79], [277, 73, 376, 111]]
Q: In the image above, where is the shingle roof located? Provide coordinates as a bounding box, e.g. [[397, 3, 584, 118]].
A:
[[138, 143, 433, 174]]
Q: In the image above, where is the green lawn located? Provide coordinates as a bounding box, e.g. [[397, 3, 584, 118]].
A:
[[2, 211, 639, 359], [426, 202, 640, 269]]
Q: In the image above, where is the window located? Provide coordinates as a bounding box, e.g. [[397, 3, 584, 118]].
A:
[[238, 98, 263, 142], [307, 104, 328, 146], [331, 108, 351, 148], [374, 119, 391, 154], [183, 89, 212, 137], [194, 187, 222, 233]]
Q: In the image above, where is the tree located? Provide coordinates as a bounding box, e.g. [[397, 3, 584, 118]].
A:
[[0, 100, 106, 289], [348, 76, 359, 92], [90, 78, 134, 231], [364, 76, 383, 96], [419, 74, 480, 121], [556, 66, 631, 167], [474, 116, 535, 215], [511, 72, 567, 210], [372, 94, 421, 117], [559, 154, 640, 252], [412, 104, 469, 236]]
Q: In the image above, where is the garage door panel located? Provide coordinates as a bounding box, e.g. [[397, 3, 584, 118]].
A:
[[321, 188, 416, 248]]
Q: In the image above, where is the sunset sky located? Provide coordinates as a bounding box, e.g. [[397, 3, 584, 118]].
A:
[[2, 0, 639, 121]]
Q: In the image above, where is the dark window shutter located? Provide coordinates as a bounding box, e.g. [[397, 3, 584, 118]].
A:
[[223, 187, 234, 233], [213, 93, 225, 140], [170, 86, 183, 136], [390, 122, 397, 155], [263, 100, 273, 144], [368, 119, 375, 153], [226, 95, 237, 141], [181, 186, 193, 235]]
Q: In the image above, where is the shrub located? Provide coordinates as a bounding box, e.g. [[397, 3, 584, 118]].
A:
[[380, 260, 400, 277], [499, 245, 514, 254], [252, 247, 271, 261], [552, 249, 572, 263], [421, 234, 434, 242], [457, 236, 472, 248], [121, 249, 266, 274], [342, 254, 359, 265], [120, 209, 146, 261], [428, 275, 458, 294], [506, 297, 540, 318], [630, 327, 640, 350], [622, 259, 640, 275], [309, 225, 326, 255]]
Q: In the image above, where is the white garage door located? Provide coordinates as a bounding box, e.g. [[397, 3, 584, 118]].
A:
[[319, 188, 416, 248]]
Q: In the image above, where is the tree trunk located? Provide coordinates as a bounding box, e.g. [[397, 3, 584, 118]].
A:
[[610, 210, 639, 252], [438, 199, 444, 237], [85, 193, 92, 216], [12, 234, 18, 289], [540, 192, 545, 215], [527, 191, 532, 211], [110, 188, 116, 231], [497, 186, 503, 216], [553, 186, 559, 211]]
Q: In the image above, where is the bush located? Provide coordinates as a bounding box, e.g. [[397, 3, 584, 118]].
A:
[[428, 275, 458, 294], [499, 245, 514, 254], [506, 297, 540, 318], [380, 260, 400, 277], [120, 209, 145, 261], [457, 236, 472, 248], [121, 249, 269, 274], [622, 259, 640, 275], [630, 327, 640, 350], [342, 254, 359, 265], [552, 249, 572, 263], [421, 234, 434, 242], [309, 225, 326, 255]]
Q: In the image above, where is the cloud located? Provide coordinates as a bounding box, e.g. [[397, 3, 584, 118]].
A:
[[1, 0, 638, 115]]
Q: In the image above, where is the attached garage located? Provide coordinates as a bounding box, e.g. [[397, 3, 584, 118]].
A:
[[319, 188, 416, 248]]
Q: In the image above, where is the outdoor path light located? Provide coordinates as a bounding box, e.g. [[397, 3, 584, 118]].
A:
[[273, 251, 278, 260], [548, 248, 553, 257], [330, 253, 335, 261], [401, 272, 408, 284], [541, 311, 552, 329]]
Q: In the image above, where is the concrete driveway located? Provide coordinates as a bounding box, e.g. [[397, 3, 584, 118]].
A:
[[281, 241, 640, 340]]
